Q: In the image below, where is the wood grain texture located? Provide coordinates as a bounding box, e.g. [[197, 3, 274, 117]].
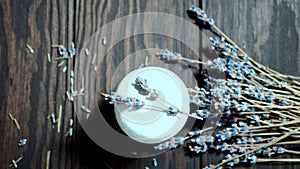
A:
[[203, 0, 300, 76], [0, 0, 75, 168], [0, 0, 300, 169]]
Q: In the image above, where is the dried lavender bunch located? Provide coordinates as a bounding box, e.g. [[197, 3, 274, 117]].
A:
[[153, 5, 300, 169]]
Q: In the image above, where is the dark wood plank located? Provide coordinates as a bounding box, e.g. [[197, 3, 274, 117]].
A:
[[0, 0, 75, 168], [203, 0, 300, 76]]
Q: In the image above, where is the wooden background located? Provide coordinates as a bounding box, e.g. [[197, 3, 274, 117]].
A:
[[1, 0, 300, 169]]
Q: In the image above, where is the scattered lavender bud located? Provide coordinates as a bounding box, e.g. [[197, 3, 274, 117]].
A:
[[70, 70, 75, 77], [11, 160, 18, 168], [18, 139, 27, 147], [62, 66, 67, 72], [152, 158, 158, 167], [102, 36, 107, 45], [26, 44, 34, 53], [85, 48, 89, 56], [81, 105, 91, 113]]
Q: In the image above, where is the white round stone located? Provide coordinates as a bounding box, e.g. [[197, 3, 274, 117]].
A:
[[115, 66, 190, 144]]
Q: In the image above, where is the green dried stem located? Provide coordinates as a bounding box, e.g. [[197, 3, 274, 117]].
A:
[[212, 127, 300, 169]]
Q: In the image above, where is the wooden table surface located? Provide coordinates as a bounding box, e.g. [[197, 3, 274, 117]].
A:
[[1, 0, 300, 169]]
